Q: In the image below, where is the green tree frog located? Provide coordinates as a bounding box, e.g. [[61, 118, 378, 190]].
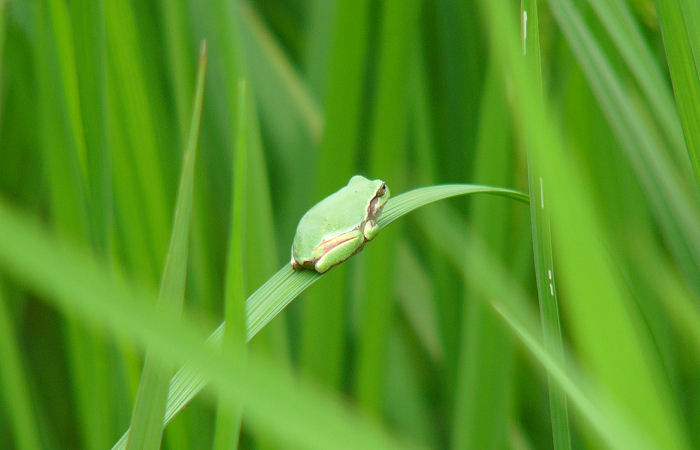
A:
[[291, 175, 390, 273]]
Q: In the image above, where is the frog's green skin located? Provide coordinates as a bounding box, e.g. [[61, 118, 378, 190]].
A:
[[291, 175, 390, 273]]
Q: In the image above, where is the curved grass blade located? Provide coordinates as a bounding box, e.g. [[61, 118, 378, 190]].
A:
[[125, 41, 207, 450], [110, 183, 528, 448]]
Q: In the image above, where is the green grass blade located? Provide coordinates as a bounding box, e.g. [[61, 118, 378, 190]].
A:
[[655, 0, 700, 181], [108, 184, 527, 446], [521, 1, 572, 448], [0, 282, 42, 450], [125, 41, 207, 450], [212, 78, 249, 450]]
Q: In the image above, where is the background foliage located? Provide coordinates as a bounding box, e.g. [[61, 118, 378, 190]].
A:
[[1, 0, 699, 448]]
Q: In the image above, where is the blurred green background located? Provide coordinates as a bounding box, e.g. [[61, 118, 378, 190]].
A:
[[1, 0, 700, 448]]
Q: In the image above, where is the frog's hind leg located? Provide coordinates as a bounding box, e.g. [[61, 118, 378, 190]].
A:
[[314, 231, 364, 273]]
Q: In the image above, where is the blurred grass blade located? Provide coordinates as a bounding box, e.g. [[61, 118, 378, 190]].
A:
[[585, 0, 688, 166], [0, 200, 408, 450], [545, 0, 700, 280], [481, 0, 691, 447], [0, 282, 42, 450], [415, 205, 656, 450], [213, 79, 249, 450], [655, 0, 700, 181], [521, 0, 572, 448], [125, 41, 207, 450], [110, 184, 527, 447]]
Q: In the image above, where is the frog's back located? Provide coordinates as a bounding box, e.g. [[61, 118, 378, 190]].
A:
[[292, 183, 374, 260]]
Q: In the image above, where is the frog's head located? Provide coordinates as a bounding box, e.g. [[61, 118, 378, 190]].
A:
[[369, 180, 390, 218], [348, 175, 390, 219]]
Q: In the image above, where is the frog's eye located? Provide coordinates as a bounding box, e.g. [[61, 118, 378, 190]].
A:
[[378, 183, 387, 196]]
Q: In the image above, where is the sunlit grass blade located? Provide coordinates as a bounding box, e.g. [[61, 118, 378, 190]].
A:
[[0, 201, 409, 450], [212, 78, 248, 450], [0, 282, 42, 450], [655, 0, 700, 181], [108, 184, 528, 444], [521, 1, 572, 448], [480, 0, 691, 447], [125, 41, 207, 450]]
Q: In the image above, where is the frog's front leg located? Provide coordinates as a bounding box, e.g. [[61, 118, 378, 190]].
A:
[[362, 219, 379, 241], [313, 229, 365, 273]]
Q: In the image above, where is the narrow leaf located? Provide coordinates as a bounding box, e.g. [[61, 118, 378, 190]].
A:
[[125, 41, 207, 450]]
